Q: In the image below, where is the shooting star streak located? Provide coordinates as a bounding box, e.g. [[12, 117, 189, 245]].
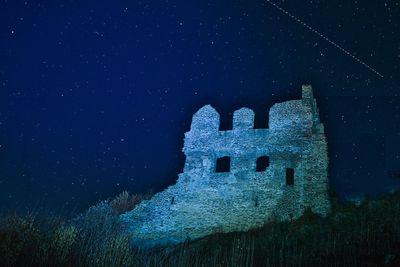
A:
[[265, 0, 384, 78]]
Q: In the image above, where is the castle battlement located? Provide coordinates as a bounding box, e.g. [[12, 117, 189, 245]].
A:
[[121, 85, 331, 246], [188, 85, 321, 134]]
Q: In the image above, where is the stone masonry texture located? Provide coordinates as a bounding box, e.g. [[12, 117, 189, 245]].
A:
[[121, 85, 331, 246]]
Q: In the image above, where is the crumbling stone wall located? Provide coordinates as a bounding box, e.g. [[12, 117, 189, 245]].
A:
[[121, 85, 331, 246]]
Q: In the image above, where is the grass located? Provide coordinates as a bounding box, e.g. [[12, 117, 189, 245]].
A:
[[1, 190, 400, 266]]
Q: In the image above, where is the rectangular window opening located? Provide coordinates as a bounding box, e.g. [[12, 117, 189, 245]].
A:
[[256, 156, 270, 172], [216, 156, 231, 172], [286, 168, 294, 185]]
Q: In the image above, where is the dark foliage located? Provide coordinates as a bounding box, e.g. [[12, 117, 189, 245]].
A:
[[1, 191, 400, 266], [389, 171, 400, 180]]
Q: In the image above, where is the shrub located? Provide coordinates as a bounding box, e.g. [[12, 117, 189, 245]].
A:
[[0, 212, 65, 267], [110, 191, 143, 215], [52, 223, 77, 263], [71, 201, 138, 267], [0, 214, 39, 266], [1, 191, 400, 266]]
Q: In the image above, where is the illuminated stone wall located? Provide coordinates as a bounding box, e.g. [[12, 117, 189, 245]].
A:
[[121, 85, 331, 246]]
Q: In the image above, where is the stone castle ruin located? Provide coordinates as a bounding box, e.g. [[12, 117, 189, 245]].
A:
[[121, 85, 331, 246]]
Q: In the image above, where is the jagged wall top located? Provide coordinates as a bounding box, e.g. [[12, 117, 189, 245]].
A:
[[190, 105, 220, 133], [189, 85, 322, 134], [233, 108, 255, 129]]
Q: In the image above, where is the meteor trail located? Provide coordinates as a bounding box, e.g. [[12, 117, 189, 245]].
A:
[[265, 0, 384, 78]]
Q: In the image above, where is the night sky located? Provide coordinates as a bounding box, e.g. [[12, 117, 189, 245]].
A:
[[1, 0, 399, 213]]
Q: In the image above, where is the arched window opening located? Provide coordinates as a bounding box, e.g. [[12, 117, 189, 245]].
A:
[[216, 156, 231, 173], [286, 168, 294, 185], [256, 156, 270, 172]]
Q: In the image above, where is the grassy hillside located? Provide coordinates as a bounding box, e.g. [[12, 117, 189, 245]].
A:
[[1, 191, 400, 267]]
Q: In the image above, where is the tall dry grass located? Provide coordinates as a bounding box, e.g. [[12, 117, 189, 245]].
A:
[[1, 191, 399, 266]]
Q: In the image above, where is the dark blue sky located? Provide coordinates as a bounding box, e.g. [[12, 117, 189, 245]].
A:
[[1, 0, 399, 213]]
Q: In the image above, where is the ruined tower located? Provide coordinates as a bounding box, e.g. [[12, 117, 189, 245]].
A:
[[121, 85, 331, 246]]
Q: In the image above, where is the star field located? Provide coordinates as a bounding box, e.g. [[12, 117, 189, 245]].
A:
[[0, 0, 399, 213]]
